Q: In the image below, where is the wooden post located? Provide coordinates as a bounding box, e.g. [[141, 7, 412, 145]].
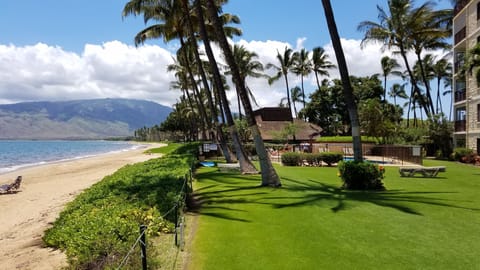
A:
[[140, 225, 147, 270]]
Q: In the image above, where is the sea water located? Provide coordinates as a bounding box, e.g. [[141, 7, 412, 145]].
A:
[[0, 140, 138, 174]]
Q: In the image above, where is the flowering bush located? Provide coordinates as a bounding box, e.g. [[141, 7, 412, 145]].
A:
[[338, 161, 385, 190]]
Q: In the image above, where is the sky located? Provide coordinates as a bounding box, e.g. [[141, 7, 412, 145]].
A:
[[0, 0, 453, 114]]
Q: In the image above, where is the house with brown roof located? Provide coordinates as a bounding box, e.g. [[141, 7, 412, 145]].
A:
[[253, 107, 322, 142]]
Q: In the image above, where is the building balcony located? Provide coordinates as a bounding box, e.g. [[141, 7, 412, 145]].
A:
[[454, 0, 471, 16], [455, 120, 467, 132], [455, 26, 467, 45], [455, 91, 467, 102]]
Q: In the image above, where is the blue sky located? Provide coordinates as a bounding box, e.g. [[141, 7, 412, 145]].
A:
[[0, 0, 453, 112]]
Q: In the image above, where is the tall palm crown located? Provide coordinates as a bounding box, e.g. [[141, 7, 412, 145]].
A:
[[357, 0, 452, 117], [311, 46, 335, 90], [227, 44, 264, 117], [267, 47, 295, 117], [291, 48, 313, 109], [380, 56, 402, 101]]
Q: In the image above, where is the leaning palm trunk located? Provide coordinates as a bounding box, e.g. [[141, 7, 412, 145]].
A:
[[321, 0, 363, 161], [397, 44, 430, 118], [196, 0, 257, 173], [180, 0, 233, 162], [206, 0, 280, 186], [415, 53, 435, 115]]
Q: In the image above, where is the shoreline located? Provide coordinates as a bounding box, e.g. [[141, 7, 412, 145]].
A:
[[0, 143, 165, 270], [0, 141, 146, 175]]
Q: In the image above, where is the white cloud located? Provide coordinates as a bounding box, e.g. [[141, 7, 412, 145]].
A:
[[0, 41, 177, 107], [0, 38, 447, 114]]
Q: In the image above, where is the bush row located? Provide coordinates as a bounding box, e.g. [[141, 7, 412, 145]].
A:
[[451, 147, 480, 165], [43, 144, 195, 269], [281, 152, 344, 166]]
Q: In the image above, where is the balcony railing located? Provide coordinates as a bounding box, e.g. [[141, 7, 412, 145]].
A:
[[455, 91, 467, 102], [455, 60, 465, 73], [455, 0, 471, 16], [455, 26, 467, 44], [455, 120, 467, 132]]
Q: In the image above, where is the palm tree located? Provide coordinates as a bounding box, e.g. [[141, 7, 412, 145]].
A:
[[380, 56, 402, 102], [227, 44, 264, 119], [311, 46, 335, 90], [409, 3, 452, 115], [194, 0, 258, 173], [388, 83, 408, 106], [205, 0, 281, 186], [290, 86, 304, 118], [267, 47, 295, 117], [432, 57, 452, 115], [358, 0, 429, 117], [291, 48, 313, 109], [465, 43, 480, 85], [321, 0, 363, 161]]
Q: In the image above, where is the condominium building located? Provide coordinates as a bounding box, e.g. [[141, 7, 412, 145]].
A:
[[453, 0, 480, 153]]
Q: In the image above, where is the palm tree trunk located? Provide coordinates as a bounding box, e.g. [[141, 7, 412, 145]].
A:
[[436, 78, 443, 115], [301, 75, 306, 109], [196, 0, 257, 173], [206, 0, 280, 186], [415, 53, 435, 115], [283, 72, 293, 118], [398, 45, 430, 118], [321, 0, 363, 161], [180, 0, 233, 161], [384, 75, 388, 102], [314, 71, 321, 91]]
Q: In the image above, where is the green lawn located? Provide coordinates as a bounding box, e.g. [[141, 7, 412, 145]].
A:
[[188, 160, 480, 270]]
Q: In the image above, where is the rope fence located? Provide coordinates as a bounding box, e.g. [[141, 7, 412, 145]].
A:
[[116, 166, 194, 270]]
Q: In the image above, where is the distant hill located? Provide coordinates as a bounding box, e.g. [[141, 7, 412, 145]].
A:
[[0, 98, 172, 139]]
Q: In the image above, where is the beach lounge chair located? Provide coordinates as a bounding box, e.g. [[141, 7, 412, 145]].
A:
[[0, 176, 22, 194], [399, 166, 446, 177]]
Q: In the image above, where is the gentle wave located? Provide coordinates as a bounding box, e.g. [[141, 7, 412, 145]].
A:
[[0, 140, 140, 175]]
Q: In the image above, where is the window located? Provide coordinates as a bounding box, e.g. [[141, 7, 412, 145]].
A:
[[478, 104, 480, 122], [477, 2, 480, 20]]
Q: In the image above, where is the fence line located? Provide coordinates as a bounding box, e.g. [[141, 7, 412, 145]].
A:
[[116, 167, 193, 269]]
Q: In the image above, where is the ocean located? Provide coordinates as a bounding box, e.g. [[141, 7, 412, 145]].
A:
[[0, 140, 139, 174]]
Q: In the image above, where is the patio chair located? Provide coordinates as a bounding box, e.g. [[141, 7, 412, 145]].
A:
[[0, 176, 22, 194]]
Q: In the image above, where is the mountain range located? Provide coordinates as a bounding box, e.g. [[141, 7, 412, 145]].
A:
[[0, 98, 172, 139]]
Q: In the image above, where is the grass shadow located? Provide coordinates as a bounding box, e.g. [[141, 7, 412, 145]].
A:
[[264, 177, 480, 215]]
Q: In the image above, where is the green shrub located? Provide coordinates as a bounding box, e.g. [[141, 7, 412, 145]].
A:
[[338, 161, 385, 190], [304, 153, 320, 166], [451, 147, 474, 162], [319, 152, 343, 166], [281, 152, 303, 166], [43, 152, 194, 269]]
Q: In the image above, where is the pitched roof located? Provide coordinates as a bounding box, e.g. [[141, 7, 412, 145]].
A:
[[253, 108, 322, 141]]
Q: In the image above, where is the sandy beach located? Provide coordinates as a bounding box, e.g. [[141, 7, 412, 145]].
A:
[[0, 143, 165, 270]]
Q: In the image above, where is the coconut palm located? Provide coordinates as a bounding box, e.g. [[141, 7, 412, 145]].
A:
[[267, 47, 295, 117], [358, 0, 430, 117], [380, 56, 402, 102], [205, 0, 281, 186], [432, 57, 452, 114], [321, 0, 363, 161], [388, 83, 408, 106], [290, 86, 304, 119], [465, 43, 480, 85], [291, 48, 313, 108], [194, 0, 259, 173], [311, 46, 335, 90], [409, 3, 452, 115], [227, 44, 264, 119]]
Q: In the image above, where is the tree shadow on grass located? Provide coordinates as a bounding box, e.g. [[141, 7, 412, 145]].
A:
[[262, 177, 480, 215]]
